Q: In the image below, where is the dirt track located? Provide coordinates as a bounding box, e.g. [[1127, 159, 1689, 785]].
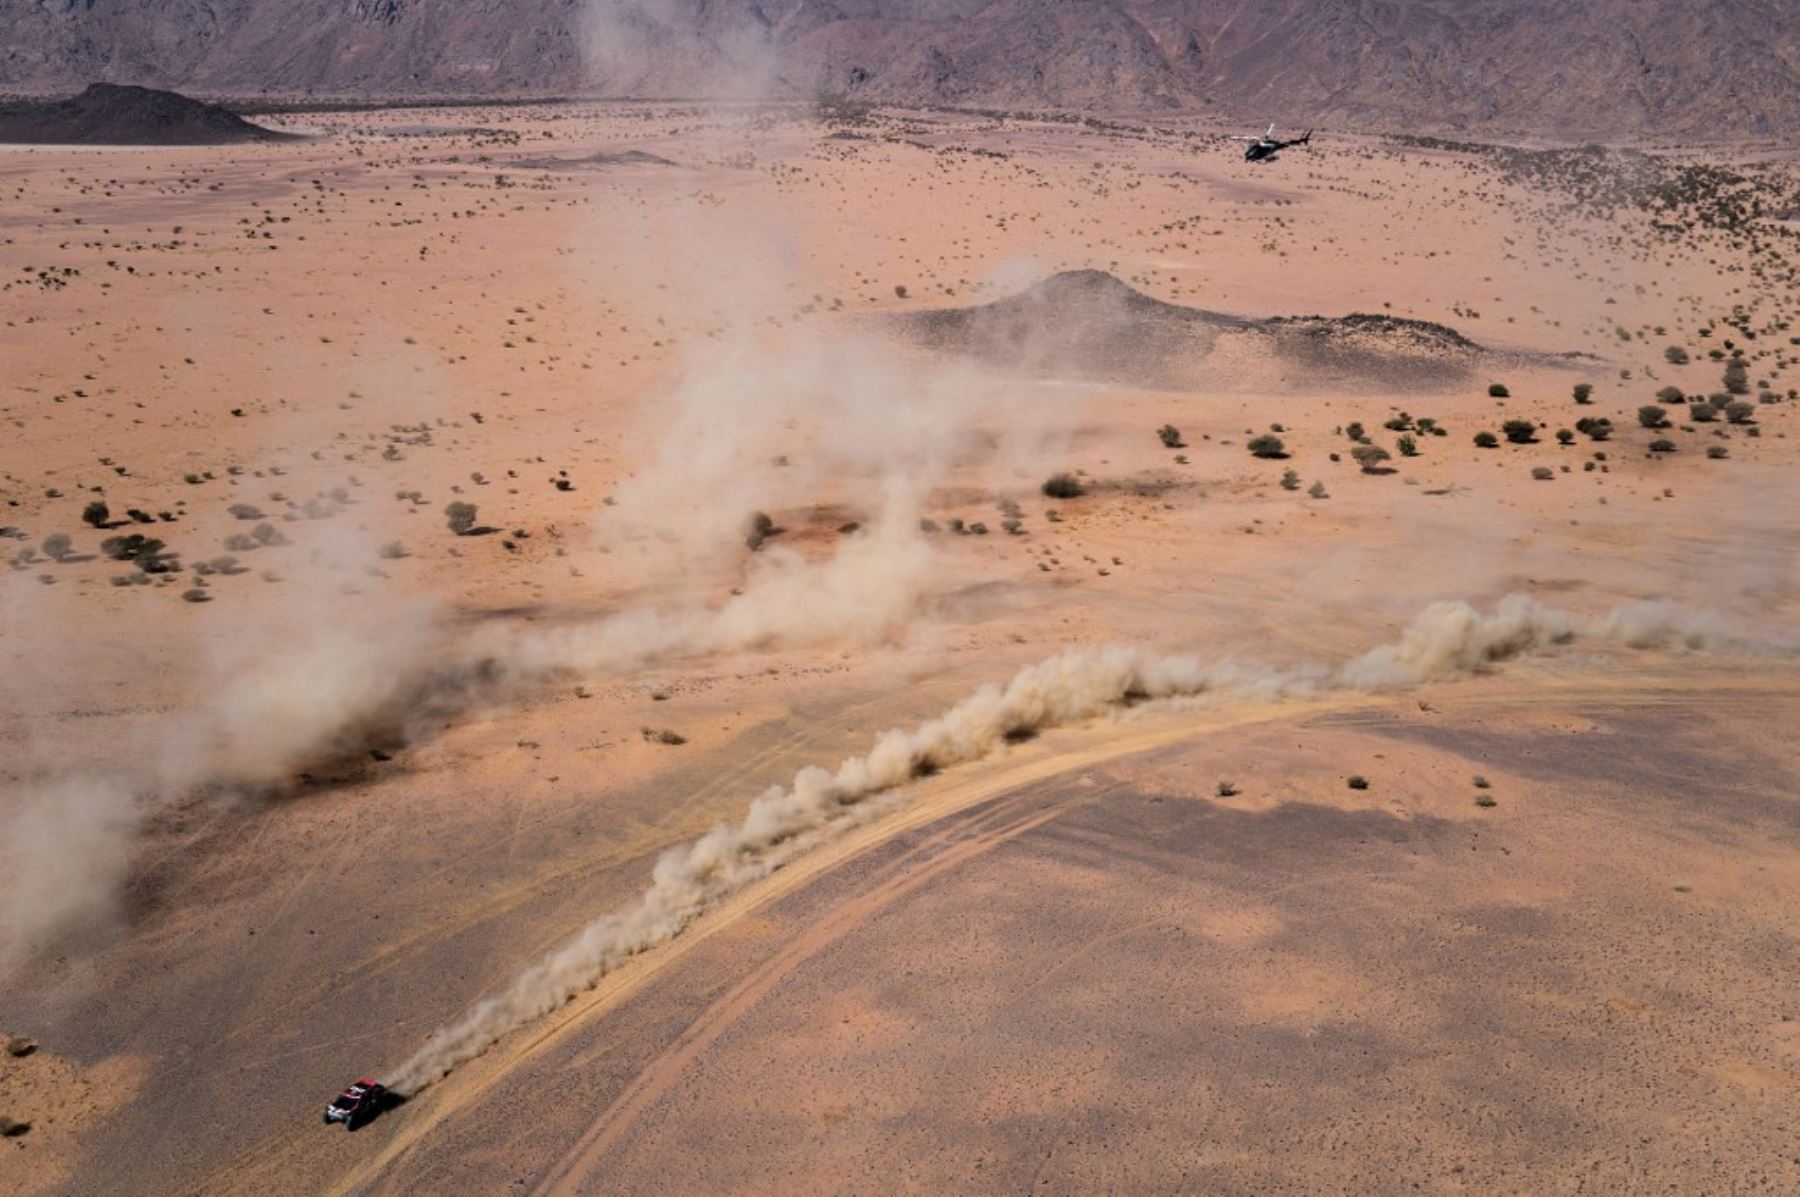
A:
[[172, 656, 1800, 1195]]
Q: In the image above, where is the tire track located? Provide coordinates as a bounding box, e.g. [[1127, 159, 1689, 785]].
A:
[[531, 787, 1099, 1196]]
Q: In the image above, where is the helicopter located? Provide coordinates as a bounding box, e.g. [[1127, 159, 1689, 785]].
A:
[[1231, 124, 1312, 162]]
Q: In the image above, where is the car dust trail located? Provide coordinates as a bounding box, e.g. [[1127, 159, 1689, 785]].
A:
[[384, 592, 1788, 1094]]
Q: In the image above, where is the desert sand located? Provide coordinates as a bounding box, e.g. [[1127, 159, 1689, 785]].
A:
[[2, 102, 1797, 1194]]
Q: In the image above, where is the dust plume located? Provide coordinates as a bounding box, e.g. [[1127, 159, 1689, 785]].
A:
[[385, 593, 1793, 1094]]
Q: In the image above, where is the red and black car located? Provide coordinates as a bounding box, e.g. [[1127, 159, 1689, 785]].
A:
[[323, 1078, 389, 1129]]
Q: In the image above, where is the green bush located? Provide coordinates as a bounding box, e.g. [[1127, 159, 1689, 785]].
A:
[[444, 501, 479, 535], [81, 500, 110, 528], [1247, 435, 1287, 459], [1487, 383, 1510, 398], [1474, 431, 1499, 448], [1501, 419, 1537, 444], [1637, 405, 1669, 429]]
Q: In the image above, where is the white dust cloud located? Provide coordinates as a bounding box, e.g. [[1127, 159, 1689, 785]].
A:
[[385, 592, 1792, 1093]]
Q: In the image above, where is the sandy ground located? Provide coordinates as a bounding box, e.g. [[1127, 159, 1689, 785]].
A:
[[1, 103, 1797, 1194]]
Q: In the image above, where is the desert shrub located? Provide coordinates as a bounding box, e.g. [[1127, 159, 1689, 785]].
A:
[[40, 533, 71, 561], [1246, 434, 1287, 459], [1649, 439, 1676, 453], [1555, 429, 1574, 445], [100, 533, 163, 562], [1706, 445, 1729, 459], [641, 726, 687, 746], [444, 501, 478, 535], [1690, 402, 1718, 422], [251, 522, 286, 546], [1655, 386, 1685, 404], [1723, 361, 1749, 395], [1663, 345, 1689, 364], [378, 541, 408, 559], [1347, 775, 1370, 790], [1487, 383, 1510, 398], [1383, 414, 1412, 432], [1351, 444, 1391, 472], [1307, 480, 1328, 499], [1725, 401, 1755, 424], [1501, 419, 1537, 444], [1572, 383, 1594, 404], [126, 509, 155, 524], [1216, 781, 1238, 797], [1042, 473, 1084, 499], [1637, 405, 1669, 429], [1575, 417, 1613, 441], [1531, 466, 1554, 480], [1280, 469, 1301, 491], [1344, 422, 1366, 442], [81, 500, 110, 528], [181, 587, 211, 603], [1474, 431, 1499, 448], [227, 504, 264, 521], [1157, 424, 1184, 449], [1396, 434, 1419, 457]]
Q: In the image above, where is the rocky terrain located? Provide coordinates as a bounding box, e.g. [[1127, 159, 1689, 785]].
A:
[[2, 0, 1796, 137], [0, 83, 292, 145]]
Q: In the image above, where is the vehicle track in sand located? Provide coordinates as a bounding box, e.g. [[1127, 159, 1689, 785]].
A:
[[207, 658, 1779, 1195]]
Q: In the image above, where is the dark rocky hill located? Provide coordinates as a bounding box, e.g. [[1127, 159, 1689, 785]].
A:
[[0, 83, 293, 145]]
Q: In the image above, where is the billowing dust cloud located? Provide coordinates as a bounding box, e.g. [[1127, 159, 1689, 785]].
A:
[[384, 593, 1788, 1093], [0, 321, 1018, 970]]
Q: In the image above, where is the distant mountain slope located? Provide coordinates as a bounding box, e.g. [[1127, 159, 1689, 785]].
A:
[[1, 1, 1794, 136]]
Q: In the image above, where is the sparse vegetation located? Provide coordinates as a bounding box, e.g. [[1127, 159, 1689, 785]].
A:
[[40, 533, 71, 561], [81, 500, 109, 528], [1501, 419, 1537, 444], [1347, 775, 1370, 790], [1473, 431, 1499, 448], [444, 501, 478, 535], [1350, 444, 1391, 472], [1157, 424, 1184, 449], [641, 726, 687, 746], [1572, 383, 1594, 404], [1638, 404, 1670, 429], [1041, 472, 1084, 499], [1280, 469, 1301, 491], [1396, 434, 1419, 457], [1531, 466, 1554, 480], [1247, 434, 1287, 459], [1487, 383, 1510, 398]]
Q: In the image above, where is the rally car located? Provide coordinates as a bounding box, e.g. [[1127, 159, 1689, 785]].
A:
[[323, 1079, 390, 1129]]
